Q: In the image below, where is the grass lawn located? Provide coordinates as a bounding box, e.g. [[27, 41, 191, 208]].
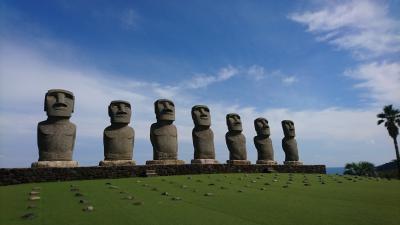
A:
[[1, 173, 399, 225]]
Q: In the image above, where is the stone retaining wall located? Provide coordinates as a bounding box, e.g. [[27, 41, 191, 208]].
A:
[[0, 164, 326, 186]]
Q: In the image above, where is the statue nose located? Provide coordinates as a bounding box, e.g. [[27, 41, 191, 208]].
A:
[[56, 93, 65, 103], [118, 104, 125, 111], [164, 102, 173, 110]]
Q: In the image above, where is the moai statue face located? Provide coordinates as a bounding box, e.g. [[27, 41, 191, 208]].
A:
[[44, 89, 74, 117], [282, 120, 295, 138], [108, 100, 132, 124], [191, 105, 211, 127], [226, 113, 242, 132], [155, 99, 175, 121], [254, 117, 270, 137]]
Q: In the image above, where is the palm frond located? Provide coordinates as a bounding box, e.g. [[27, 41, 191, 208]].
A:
[[377, 119, 385, 125], [377, 113, 386, 119]]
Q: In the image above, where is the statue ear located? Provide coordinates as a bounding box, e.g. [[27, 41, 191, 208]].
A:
[[44, 93, 47, 112], [71, 96, 74, 113], [108, 105, 112, 117]]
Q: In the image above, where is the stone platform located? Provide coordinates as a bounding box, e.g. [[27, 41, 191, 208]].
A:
[[99, 160, 136, 167], [146, 160, 185, 165], [31, 161, 79, 168], [256, 160, 278, 165], [226, 160, 251, 165], [191, 159, 219, 164], [284, 161, 303, 166], [1, 164, 326, 186]]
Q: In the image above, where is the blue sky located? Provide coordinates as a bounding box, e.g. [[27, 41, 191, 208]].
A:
[[0, 0, 399, 167]]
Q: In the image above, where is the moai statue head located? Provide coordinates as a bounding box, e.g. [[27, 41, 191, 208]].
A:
[[44, 89, 74, 118], [154, 99, 175, 122], [254, 117, 270, 137], [108, 100, 132, 124], [226, 113, 242, 132], [191, 105, 211, 128], [282, 120, 295, 138]]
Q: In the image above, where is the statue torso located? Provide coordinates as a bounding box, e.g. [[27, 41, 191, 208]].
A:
[[282, 137, 299, 161], [37, 119, 76, 161], [225, 132, 247, 160], [104, 125, 134, 160], [150, 123, 177, 160], [254, 136, 274, 160], [192, 128, 215, 159]]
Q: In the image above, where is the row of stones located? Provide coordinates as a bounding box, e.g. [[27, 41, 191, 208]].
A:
[[34, 89, 302, 168], [19, 173, 384, 221]]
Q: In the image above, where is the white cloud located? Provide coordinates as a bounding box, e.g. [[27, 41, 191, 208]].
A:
[[289, 0, 400, 58], [345, 61, 400, 104], [247, 65, 265, 80], [282, 76, 298, 85], [183, 65, 239, 89]]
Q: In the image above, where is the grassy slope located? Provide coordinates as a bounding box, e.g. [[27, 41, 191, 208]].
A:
[[1, 173, 399, 225]]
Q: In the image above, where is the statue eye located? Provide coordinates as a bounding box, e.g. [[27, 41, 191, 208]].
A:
[[65, 93, 74, 100], [47, 95, 55, 101]]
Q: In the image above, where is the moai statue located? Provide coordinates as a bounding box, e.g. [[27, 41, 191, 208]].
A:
[[254, 118, 277, 165], [146, 99, 185, 165], [32, 89, 78, 168], [281, 120, 303, 165], [190, 105, 219, 164], [99, 100, 136, 166], [225, 113, 250, 165]]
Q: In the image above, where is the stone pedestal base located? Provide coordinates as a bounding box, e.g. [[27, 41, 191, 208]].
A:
[[99, 160, 136, 167], [146, 160, 185, 165], [31, 161, 79, 168], [226, 160, 251, 165], [284, 161, 303, 166], [191, 159, 220, 164], [256, 160, 277, 165]]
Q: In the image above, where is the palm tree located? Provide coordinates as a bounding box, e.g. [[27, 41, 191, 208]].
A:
[[377, 105, 400, 179]]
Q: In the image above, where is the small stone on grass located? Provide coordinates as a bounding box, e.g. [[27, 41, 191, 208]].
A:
[[21, 212, 36, 220], [83, 206, 94, 212], [79, 199, 89, 204], [133, 201, 144, 206], [27, 204, 37, 209], [28, 196, 40, 201]]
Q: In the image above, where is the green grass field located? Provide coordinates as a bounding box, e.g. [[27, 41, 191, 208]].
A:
[[1, 173, 399, 225]]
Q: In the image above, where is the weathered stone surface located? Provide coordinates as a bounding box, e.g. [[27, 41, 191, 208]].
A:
[[34, 89, 77, 167], [102, 100, 135, 163], [225, 113, 247, 160], [31, 161, 78, 168], [191, 159, 219, 164], [191, 105, 217, 162], [99, 160, 136, 166], [150, 99, 180, 161], [253, 118, 276, 164], [146, 160, 185, 165], [226, 160, 251, 165], [281, 120, 300, 163]]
